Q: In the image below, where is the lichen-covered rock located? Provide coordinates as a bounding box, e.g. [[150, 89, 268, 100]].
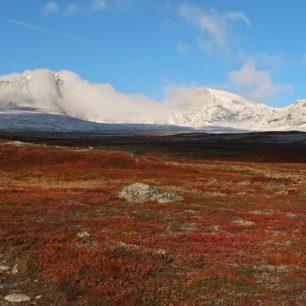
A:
[[119, 183, 182, 203], [77, 231, 90, 238], [0, 265, 10, 272], [4, 293, 31, 303]]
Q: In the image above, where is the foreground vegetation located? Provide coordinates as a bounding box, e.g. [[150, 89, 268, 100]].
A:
[[0, 140, 305, 305]]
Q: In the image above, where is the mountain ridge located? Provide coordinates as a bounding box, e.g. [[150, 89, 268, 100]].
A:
[[0, 69, 305, 132]]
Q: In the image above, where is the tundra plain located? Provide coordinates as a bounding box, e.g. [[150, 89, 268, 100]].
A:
[[0, 134, 305, 305]]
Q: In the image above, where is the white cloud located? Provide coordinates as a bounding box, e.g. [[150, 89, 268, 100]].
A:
[[42, 1, 83, 16], [225, 11, 250, 27], [114, 0, 136, 10], [0, 69, 162, 123], [42, 0, 135, 15], [91, 0, 108, 11], [42, 1, 59, 15], [229, 61, 292, 101], [91, 0, 136, 11], [177, 41, 191, 54], [179, 3, 225, 49], [65, 3, 81, 15], [258, 53, 289, 72], [178, 2, 250, 51], [238, 52, 289, 72]]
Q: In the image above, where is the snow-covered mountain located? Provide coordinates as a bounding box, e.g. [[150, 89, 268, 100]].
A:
[[0, 71, 65, 114], [0, 69, 305, 132], [167, 88, 306, 131]]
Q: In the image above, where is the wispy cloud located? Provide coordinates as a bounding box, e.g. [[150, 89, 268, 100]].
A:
[[229, 60, 292, 101], [237, 52, 291, 73], [43, 1, 83, 15], [179, 2, 250, 52], [91, 0, 107, 11], [114, 0, 136, 10], [225, 11, 250, 27], [42, 0, 136, 15], [65, 3, 81, 15], [9, 19, 81, 40], [42, 1, 59, 15]]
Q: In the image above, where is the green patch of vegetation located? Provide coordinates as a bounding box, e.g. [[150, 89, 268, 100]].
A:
[[200, 276, 262, 295]]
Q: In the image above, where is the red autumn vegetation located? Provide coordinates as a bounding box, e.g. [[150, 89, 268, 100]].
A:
[[267, 251, 301, 266], [0, 141, 305, 305]]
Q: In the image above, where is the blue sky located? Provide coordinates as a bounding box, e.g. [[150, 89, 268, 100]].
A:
[[1, 0, 305, 106]]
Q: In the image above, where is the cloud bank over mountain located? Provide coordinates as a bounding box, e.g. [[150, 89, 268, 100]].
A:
[[0, 69, 305, 131]]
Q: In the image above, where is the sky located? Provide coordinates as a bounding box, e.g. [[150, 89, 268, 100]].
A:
[[0, 0, 306, 107]]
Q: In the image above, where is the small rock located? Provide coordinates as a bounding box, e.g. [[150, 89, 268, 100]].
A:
[[4, 293, 31, 303], [35, 295, 42, 299], [77, 231, 90, 238], [118, 242, 139, 251], [0, 265, 10, 272], [154, 249, 168, 258], [208, 225, 221, 232], [11, 264, 19, 275], [286, 213, 296, 219], [284, 240, 293, 246], [119, 183, 183, 204], [251, 210, 272, 215], [233, 219, 255, 226], [61, 199, 76, 206]]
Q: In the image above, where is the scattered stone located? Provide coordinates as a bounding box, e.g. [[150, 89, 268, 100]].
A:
[[205, 191, 227, 197], [119, 183, 183, 204], [0, 265, 10, 272], [154, 249, 168, 258], [251, 210, 272, 215], [118, 242, 139, 251], [208, 225, 221, 232], [266, 230, 283, 236], [286, 213, 296, 219], [184, 210, 196, 213], [35, 295, 42, 300], [233, 219, 255, 226], [77, 231, 90, 238], [284, 240, 293, 246], [62, 199, 77, 206], [181, 223, 197, 232], [11, 264, 19, 275], [4, 293, 31, 303]]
